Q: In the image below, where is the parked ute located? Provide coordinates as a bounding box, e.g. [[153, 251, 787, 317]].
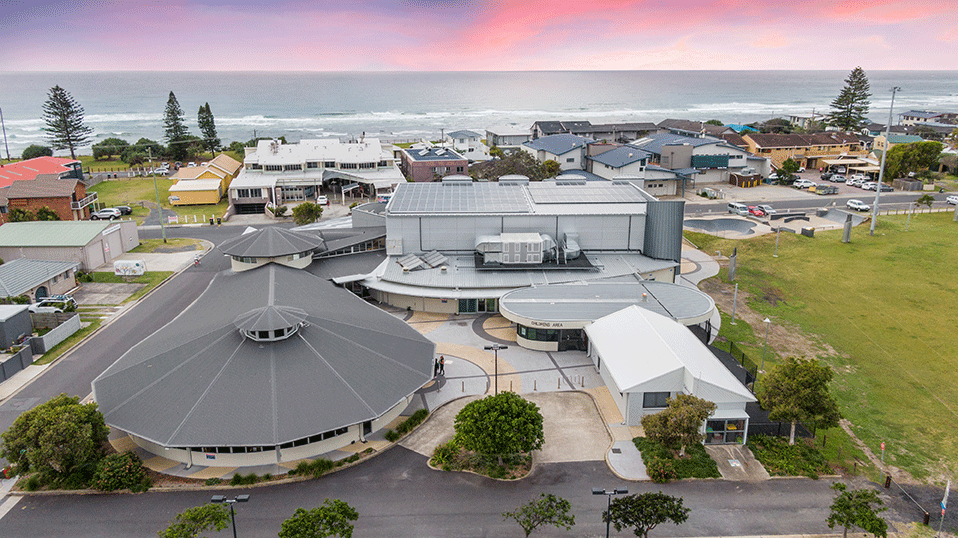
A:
[[846, 199, 871, 211]]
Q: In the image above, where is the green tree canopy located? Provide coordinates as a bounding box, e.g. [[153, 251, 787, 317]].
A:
[[278, 499, 359, 538], [454, 391, 544, 465], [605, 492, 691, 538], [36, 206, 60, 221], [158, 503, 231, 538], [761, 118, 794, 134], [93, 137, 130, 160], [828, 67, 871, 131], [641, 394, 716, 456], [705, 119, 724, 126], [8, 208, 35, 222], [757, 357, 841, 444], [292, 202, 323, 225], [0, 393, 108, 484], [826, 483, 888, 538], [22, 144, 53, 160], [503, 493, 575, 537], [469, 151, 545, 181], [777, 158, 801, 184], [197, 103, 220, 155], [164, 91, 190, 161], [540, 159, 561, 179], [42, 85, 94, 159], [884, 141, 944, 179]]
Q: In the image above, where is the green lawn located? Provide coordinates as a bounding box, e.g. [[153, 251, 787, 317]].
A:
[[687, 212, 958, 482], [129, 238, 203, 254], [88, 271, 174, 303]]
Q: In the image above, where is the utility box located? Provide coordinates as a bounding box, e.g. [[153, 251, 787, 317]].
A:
[[114, 259, 146, 276], [801, 227, 815, 238]]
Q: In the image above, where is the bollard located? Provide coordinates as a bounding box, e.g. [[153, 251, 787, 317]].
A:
[[217, 217, 221, 225], [558, 378, 561, 389], [581, 376, 585, 388], [461, 381, 464, 393], [510, 381, 512, 392], [884, 475, 891, 488], [534, 379, 537, 391], [923, 512, 929, 526]]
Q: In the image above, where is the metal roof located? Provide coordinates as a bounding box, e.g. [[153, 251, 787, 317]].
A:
[[402, 147, 466, 162], [631, 133, 723, 156], [522, 133, 594, 155], [446, 130, 481, 139], [498, 280, 714, 326], [218, 226, 325, 258], [92, 264, 435, 447], [0, 258, 79, 297], [587, 146, 651, 168], [387, 181, 532, 214], [526, 182, 647, 204], [0, 221, 112, 247]]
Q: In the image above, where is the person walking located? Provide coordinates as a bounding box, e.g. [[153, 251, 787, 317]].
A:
[[433, 358, 440, 377], [439, 356, 445, 376]]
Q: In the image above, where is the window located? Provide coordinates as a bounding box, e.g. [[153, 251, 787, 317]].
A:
[[325, 161, 336, 168], [642, 392, 669, 408], [566, 157, 575, 162], [341, 162, 358, 170], [264, 164, 282, 172], [359, 162, 376, 169], [283, 164, 302, 171], [306, 162, 319, 169], [235, 188, 262, 199]]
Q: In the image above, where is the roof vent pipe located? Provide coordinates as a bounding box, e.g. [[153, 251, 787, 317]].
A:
[[641, 293, 648, 302]]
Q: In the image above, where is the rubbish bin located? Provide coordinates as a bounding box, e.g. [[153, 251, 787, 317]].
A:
[[217, 217, 221, 225], [210, 218, 214, 225], [801, 227, 815, 237], [816, 208, 828, 217]]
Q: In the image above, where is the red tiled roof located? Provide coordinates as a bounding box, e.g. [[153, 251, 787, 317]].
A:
[[0, 157, 80, 188]]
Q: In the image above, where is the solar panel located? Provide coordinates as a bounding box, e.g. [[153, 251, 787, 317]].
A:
[[422, 251, 448, 268], [397, 254, 424, 270]]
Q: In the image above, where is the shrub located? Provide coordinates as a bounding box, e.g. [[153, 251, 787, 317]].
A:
[[77, 272, 94, 283], [384, 430, 399, 442], [288, 458, 335, 479], [646, 458, 678, 483], [92, 452, 151, 492], [205, 477, 222, 486], [22, 475, 41, 491], [747, 434, 828, 479], [634, 437, 720, 480], [229, 472, 259, 486], [344, 454, 359, 464], [430, 438, 461, 467], [310, 458, 334, 478], [396, 409, 429, 435]]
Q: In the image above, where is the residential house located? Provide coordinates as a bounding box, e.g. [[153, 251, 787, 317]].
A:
[[899, 110, 958, 126], [632, 132, 767, 183], [657, 119, 734, 137], [586, 145, 650, 180], [521, 134, 595, 171], [873, 133, 925, 157], [741, 132, 865, 169], [485, 128, 532, 150], [587, 123, 658, 143], [168, 153, 242, 205], [3, 176, 96, 223], [530, 121, 594, 139], [0, 258, 80, 302], [0, 156, 83, 188], [0, 221, 139, 270], [399, 147, 468, 182], [443, 130, 490, 162]]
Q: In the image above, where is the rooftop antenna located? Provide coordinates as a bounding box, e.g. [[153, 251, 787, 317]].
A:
[[0, 107, 10, 161]]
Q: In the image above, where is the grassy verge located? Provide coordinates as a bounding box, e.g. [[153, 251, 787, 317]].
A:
[[129, 238, 203, 254], [35, 318, 103, 366], [747, 434, 830, 478], [634, 437, 720, 482], [87, 271, 173, 303], [685, 213, 958, 481], [88, 178, 229, 223]]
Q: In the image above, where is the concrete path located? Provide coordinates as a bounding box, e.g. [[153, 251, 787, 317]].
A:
[[707, 444, 772, 482]]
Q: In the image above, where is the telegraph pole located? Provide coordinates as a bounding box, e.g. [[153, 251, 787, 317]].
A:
[[871, 87, 900, 236]]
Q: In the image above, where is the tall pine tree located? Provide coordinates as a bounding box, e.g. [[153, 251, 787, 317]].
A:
[[827, 67, 871, 132], [163, 91, 189, 161], [197, 103, 220, 156], [41, 85, 93, 159]]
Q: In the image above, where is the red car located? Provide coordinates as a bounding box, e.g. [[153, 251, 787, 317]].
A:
[[747, 205, 766, 217]]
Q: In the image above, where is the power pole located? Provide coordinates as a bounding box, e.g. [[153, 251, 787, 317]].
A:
[[871, 87, 900, 236], [0, 107, 10, 160], [148, 148, 168, 243]]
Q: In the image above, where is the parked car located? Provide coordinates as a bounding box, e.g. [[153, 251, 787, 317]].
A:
[[846, 177, 862, 187], [820, 172, 833, 181], [947, 195, 958, 205], [748, 205, 766, 217], [861, 182, 877, 191], [756, 204, 775, 215], [878, 183, 893, 192], [836, 166, 847, 174], [850, 174, 867, 181], [316, 194, 329, 205], [830, 175, 846, 183], [815, 185, 839, 195], [90, 207, 122, 220], [793, 179, 817, 189], [798, 166, 806, 172], [154, 166, 170, 176], [727, 202, 750, 216], [116, 205, 133, 215], [846, 199, 871, 211], [187, 162, 197, 167], [28, 295, 77, 314]]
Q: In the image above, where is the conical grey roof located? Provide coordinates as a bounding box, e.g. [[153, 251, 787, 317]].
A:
[[233, 305, 307, 332], [219, 227, 325, 258]]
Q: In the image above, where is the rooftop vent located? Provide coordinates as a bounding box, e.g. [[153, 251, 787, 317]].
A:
[[234, 305, 307, 342]]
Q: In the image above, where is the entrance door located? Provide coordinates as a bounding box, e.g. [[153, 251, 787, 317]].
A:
[[363, 421, 372, 437], [35, 286, 48, 300]]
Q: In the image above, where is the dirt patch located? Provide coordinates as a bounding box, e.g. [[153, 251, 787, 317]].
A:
[[699, 276, 837, 361]]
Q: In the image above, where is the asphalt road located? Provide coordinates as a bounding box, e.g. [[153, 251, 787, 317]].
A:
[[684, 189, 956, 216], [2, 446, 849, 538]]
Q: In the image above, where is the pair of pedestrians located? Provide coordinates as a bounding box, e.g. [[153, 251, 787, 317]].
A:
[[433, 356, 445, 377]]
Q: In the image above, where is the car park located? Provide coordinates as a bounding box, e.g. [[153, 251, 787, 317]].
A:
[[748, 205, 765, 217], [793, 179, 816, 189], [28, 295, 77, 314], [846, 199, 871, 211], [90, 207, 122, 220], [947, 195, 958, 205]]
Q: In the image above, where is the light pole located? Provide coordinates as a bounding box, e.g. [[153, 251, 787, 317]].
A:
[[211, 494, 249, 538], [484, 344, 508, 395], [593, 487, 628, 538], [760, 317, 771, 376], [871, 86, 901, 236], [148, 147, 167, 243]]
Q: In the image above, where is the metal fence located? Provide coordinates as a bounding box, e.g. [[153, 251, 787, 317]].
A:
[[727, 341, 759, 387]]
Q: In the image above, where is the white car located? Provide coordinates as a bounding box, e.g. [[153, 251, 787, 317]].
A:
[[846, 199, 871, 212], [28, 296, 77, 314], [756, 204, 775, 215], [846, 177, 863, 187], [316, 195, 328, 205], [947, 195, 958, 205], [90, 207, 122, 220], [861, 182, 877, 191], [793, 179, 817, 189]]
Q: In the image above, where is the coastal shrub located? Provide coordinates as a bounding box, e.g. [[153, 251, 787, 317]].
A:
[[229, 472, 259, 486], [646, 458, 678, 483], [634, 437, 720, 480], [289, 458, 336, 479], [430, 438, 461, 468], [384, 430, 399, 442], [309, 458, 335, 478], [344, 454, 360, 464], [204, 477, 222, 486], [22, 475, 41, 491], [92, 452, 151, 492], [747, 434, 828, 479], [396, 409, 429, 435]]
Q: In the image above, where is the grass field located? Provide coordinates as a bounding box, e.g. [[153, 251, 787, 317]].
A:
[[687, 211, 958, 483]]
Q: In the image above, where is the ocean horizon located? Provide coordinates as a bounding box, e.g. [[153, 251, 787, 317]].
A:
[[2, 70, 956, 157]]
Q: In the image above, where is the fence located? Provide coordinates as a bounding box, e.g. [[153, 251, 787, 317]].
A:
[[727, 341, 759, 387], [29, 313, 81, 354], [0, 346, 33, 382]]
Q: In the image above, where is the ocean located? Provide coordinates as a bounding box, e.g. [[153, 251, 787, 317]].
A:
[[1, 70, 956, 158]]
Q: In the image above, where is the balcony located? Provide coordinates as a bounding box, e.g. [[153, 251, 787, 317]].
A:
[[71, 192, 98, 210]]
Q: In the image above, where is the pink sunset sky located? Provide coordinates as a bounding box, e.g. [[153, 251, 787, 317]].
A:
[[2, 0, 956, 71]]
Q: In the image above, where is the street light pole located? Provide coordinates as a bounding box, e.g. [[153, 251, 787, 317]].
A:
[[871, 86, 901, 236], [148, 147, 167, 243], [592, 487, 628, 538], [484, 344, 508, 395], [211, 494, 249, 538]]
